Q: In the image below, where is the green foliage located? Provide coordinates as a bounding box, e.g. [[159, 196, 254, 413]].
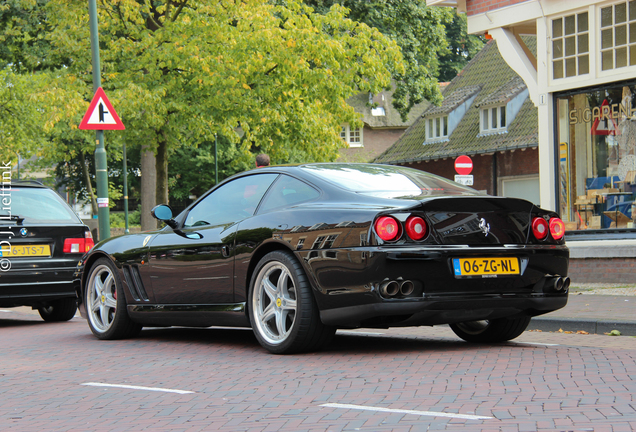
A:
[[109, 208, 141, 228], [4, 0, 405, 205], [301, 0, 453, 120], [437, 12, 485, 82]]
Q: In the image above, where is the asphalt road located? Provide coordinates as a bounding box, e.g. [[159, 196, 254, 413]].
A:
[[2, 307, 636, 432]]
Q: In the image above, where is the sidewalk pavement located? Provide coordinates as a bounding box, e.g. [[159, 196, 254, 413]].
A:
[[530, 293, 636, 336]]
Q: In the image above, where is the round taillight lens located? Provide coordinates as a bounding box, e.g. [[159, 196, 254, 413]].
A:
[[405, 216, 427, 241], [549, 217, 565, 240], [375, 216, 401, 242], [532, 217, 549, 240]]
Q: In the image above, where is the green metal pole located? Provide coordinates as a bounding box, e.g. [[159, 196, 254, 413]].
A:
[[88, 0, 110, 241], [123, 142, 129, 234]]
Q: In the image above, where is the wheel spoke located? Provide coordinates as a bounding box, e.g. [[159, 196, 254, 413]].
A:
[[104, 295, 117, 309], [262, 277, 278, 300], [260, 302, 276, 324], [275, 309, 287, 337]]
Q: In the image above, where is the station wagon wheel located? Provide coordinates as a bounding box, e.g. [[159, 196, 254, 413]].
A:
[[449, 316, 531, 343], [85, 257, 142, 340], [248, 250, 335, 354], [38, 298, 77, 322]]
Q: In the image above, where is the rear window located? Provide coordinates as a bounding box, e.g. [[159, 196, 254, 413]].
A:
[[1, 187, 80, 224], [301, 164, 480, 198]]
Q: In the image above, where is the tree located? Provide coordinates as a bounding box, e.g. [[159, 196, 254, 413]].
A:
[[35, 0, 403, 216], [436, 12, 485, 82], [301, 0, 453, 120]]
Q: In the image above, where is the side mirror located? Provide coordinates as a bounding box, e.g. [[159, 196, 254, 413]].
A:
[[151, 204, 178, 229], [151, 204, 173, 220]]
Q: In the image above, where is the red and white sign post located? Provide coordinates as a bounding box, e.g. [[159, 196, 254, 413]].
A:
[[454, 155, 474, 185]]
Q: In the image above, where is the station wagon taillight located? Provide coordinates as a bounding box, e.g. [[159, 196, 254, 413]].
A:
[[63, 230, 95, 253]]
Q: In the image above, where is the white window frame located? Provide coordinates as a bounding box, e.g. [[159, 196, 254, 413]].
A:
[[480, 105, 507, 133], [599, 1, 636, 72], [340, 124, 363, 148], [425, 115, 449, 141], [551, 10, 590, 80]]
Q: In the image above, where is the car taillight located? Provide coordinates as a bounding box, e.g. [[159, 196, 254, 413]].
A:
[[532, 217, 549, 240], [63, 231, 95, 254], [549, 217, 565, 240], [405, 216, 427, 241], [375, 216, 401, 242]]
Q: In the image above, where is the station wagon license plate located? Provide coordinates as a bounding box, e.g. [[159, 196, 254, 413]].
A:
[[453, 257, 520, 277], [0, 245, 51, 257]]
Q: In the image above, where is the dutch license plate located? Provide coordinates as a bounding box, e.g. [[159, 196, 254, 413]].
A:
[[453, 257, 520, 277], [0, 244, 51, 257]]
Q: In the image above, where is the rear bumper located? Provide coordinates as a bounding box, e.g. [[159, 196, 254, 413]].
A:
[[320, 293, 568, 327], [300, 244, 569, 328], [0, 265, 79, 307]]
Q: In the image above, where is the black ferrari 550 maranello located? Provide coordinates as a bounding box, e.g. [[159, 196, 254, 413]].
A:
[[78, 163, 569, 354]]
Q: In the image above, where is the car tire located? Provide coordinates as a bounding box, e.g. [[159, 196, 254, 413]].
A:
[[38, 298, 77, 322], [85, 257, 142, 340], [248, 250, 335, 354], [449, 316, 531, 343]]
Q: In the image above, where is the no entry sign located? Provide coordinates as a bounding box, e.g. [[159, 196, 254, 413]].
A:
[[455, 155, 473, 175]]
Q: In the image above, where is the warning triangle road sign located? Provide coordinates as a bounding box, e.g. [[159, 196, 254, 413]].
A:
[[79, 87, 125, 130], [591, 99, 618, 136]]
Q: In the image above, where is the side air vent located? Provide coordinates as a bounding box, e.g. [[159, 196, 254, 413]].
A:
[[122, 264, 149, 301]]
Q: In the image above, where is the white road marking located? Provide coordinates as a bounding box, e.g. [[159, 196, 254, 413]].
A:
[[337, 330, 385, 336], [320, 403, 493, 420], [519, 342, 559, 347], [81, 382, 194, 394]]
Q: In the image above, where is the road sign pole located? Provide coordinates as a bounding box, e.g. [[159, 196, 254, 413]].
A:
[[88, 0, 110, 241]]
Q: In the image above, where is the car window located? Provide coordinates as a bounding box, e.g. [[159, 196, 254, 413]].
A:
[[1, 187, 80, 224], [184, 174, 278, 228], [258, 175, 320, 213], [301, 164, 479, 198]]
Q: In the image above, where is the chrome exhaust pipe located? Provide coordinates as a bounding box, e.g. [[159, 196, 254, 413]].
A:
[[562, 277, 570, 291], [399, 280, 414, 296], [554, 277, 564, 291], [379, 280, 399, 297]]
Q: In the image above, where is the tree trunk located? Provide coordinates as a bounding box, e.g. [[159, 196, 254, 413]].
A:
[[140, 145, 157, 231], [156, 139, 169, 205], [79, 152, 98, 215]]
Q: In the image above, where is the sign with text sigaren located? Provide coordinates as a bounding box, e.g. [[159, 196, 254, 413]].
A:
[[79, 87, 125, 130]]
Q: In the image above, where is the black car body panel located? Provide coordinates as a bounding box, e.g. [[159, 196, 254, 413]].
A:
[[79, 163, 569, 341]]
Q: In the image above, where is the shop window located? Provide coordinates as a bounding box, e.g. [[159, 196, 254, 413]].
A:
[[340, 124, 363, 148], [556, 82, 636, 232], [600, 1, 636, 70], [425, 115, 449, 142], [551, 11, 589, 79], [480, 105, 506, 133]]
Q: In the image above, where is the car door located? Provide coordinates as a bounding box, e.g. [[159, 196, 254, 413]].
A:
[[147, 173, 278, 305]]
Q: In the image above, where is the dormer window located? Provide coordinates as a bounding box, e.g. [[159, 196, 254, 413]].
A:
[[481, 105, 507, 133], [340, 124, 363, 147], [426, 115, 449, 141]]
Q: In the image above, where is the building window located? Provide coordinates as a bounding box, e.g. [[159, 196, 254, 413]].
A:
[[600, 1, 636, 71], [340, 124, 363, 147], [425, 115, 448, 141], [552, 11, 589, 79], [480, 106, 506, 133], [556, 81, 636, 232]]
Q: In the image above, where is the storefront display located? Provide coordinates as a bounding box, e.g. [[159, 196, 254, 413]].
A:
[[556, 80, 636, 231]]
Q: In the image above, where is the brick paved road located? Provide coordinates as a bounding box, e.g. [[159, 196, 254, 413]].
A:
[[2, 307, 636, 432]]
